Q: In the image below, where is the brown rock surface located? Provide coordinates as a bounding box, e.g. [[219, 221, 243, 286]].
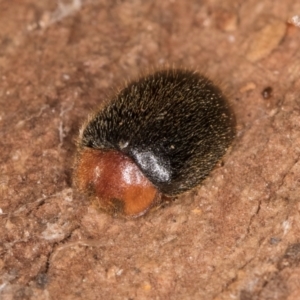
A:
[[1, 1, 300, 299]]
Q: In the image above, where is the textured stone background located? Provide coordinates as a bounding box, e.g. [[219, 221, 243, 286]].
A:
[[1, 1, 300, 299]]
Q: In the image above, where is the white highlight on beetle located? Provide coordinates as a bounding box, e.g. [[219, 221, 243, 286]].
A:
[[132, 150, 171, 182]]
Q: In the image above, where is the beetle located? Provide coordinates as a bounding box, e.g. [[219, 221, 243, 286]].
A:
[[74, 69, 235, 217]]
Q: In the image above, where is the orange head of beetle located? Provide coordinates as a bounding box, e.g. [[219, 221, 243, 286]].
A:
[[74, 148, 161, 217]]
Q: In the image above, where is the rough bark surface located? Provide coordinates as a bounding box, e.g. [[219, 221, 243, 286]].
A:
[[1, 1, 300, 299]]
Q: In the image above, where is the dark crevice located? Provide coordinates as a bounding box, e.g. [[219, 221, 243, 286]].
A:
[[246, 198, 262, 236]]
